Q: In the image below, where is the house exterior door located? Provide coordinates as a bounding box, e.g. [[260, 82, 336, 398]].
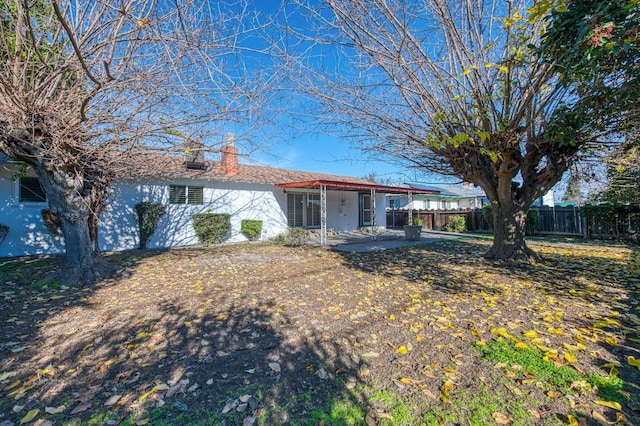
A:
[[359, 193, 372, 226]]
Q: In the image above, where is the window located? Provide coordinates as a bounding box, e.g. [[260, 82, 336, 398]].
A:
[[287, 193, 303, 227], [169, 185, 203, 205], [19, 177, 46, 203], [307, 194, 321, 228]]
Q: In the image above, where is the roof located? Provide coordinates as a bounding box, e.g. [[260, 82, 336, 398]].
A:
[[123, 153, 372, 185], [407, 182, 486, 198], [126, 153, 428, 191], [275, 180, 437, 194]]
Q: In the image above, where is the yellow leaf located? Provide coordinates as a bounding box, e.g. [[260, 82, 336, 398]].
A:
[[628, 356, 640, 370], [7, 317, 17, 323], [462, 69, 472, 76], [396, 345, 408, 355], [4, 380, 21, 391], [19, 408, 39, 425], [605, 336, 617, 346], [135, 332, 148, 340], [475, 340, 486, 346], [594, 400, 622, 411], [523, 330, 538, 339], [567, 414, 579, 426], [564, 352, 577, 364], [439, 387, 449, 403], [389, 314, 395, 320], [547, 390, 560, 398], [498, 65, 509, 73], [514, 342, 528, 349]]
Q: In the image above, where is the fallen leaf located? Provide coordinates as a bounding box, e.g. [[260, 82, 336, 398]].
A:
[[564, 352, 577, 364], [104, 395, 122, 406], [19, 408, 39, 424], [594, 400, 622, 411], [591, 410, 611, 424], [604, 336, 617, 346], [269, 362, 281, 373], [44, 406, 65, 414], [492, 412, 512, 425], [627, 356, 640, 370], [567, 414, 579, 426], [0, 371, 18, 382], [396, 345, 408, 355], [70, 403, 91, 415]]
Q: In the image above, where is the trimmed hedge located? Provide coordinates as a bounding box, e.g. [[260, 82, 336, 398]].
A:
[[192, 213, 231, 244], [135, 202, 166, 249], [241, 219, 263, 241]]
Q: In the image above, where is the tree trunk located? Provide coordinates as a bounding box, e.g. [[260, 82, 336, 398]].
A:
[[58, 215, 114, 286], [34, 166, 116, 286], [486, 204, 540, 262]]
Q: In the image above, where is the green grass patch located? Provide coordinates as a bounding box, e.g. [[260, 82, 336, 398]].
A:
[[424, 382, 534, 426], [480, 338, 624, 401]]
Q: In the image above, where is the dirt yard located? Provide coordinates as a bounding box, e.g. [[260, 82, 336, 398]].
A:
[[0, 238, 639, 425]]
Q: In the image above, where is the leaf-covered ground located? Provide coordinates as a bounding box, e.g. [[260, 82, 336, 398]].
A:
[[0, 237, 639, 425]]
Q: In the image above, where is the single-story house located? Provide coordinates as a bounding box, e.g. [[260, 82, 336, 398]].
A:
[[386, 182, 488, 211], [0, 141, 436, 257]]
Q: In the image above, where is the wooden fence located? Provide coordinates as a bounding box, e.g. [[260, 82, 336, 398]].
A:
[[386, 207, 640, 242]]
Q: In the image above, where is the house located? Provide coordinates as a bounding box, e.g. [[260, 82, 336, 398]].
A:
[[0, 139, 436, 257], [386, 182, 488, 211]]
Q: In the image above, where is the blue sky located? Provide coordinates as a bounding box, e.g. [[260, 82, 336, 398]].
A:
[[233, 0, 446, 183]]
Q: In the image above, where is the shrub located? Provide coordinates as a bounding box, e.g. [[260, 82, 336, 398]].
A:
[[41, 209, 62, 236], [135, 202, 166, 249], [444, 215, 467, 233], [192, 213, 231, 244], [410, 216, 423, 226], [0, 223, 8, 246], [284, 227, 309, 246], [272, 233, 285, 244], [241, 219, 263, 241], [481, 204, 494, 228], [525, 208, 540, 236]]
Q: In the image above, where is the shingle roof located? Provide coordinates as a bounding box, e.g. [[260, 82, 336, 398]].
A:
[[127, 153, 374, 186]]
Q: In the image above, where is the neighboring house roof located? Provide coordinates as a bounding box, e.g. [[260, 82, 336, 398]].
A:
[[407, 182, 486, 198]]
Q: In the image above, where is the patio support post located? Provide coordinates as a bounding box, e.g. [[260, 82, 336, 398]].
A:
[[371, 188, 376, 239], [320, 184, 327, 246], [408, 192, 413, 224]]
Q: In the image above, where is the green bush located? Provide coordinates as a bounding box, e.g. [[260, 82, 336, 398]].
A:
[[284, 227, 309, 246], [135, 202, 166, 249], [444, 215, 467, 233], [241, 219, 263, 241], [410, 216, 423, 226], [192, 213, 231, 244], [525, 208, 540, 236], [0, 223, 8, 246], [272, 233, 285, 244], [481, 204, 494, 228]]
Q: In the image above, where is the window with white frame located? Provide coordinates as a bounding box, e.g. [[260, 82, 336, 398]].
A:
[[287, 193, 304, 227], [169, 185, 203, 205], [19, 176, 46, 203]]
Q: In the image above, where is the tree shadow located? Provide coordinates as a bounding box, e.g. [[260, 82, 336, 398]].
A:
[[333, 237, 640, 424], [0, 246, 376, 426]]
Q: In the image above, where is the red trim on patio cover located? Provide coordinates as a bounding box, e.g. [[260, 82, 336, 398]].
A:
[[274, 180, 438, 195]]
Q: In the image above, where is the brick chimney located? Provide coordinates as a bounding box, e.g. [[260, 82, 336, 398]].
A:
[[220, 132, 238, 175]]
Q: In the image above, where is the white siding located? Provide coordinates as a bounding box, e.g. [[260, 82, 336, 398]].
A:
[[0, 166, 390, 257]]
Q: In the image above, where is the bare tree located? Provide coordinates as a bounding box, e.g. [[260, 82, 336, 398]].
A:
[[286, 0, 616, 261], [0, 0, 281, 285]]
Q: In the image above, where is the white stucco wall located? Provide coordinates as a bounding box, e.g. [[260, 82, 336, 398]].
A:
[[0, 165, 387, 257]]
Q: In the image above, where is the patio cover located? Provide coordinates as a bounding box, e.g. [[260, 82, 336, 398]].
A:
[[275, 180, 438, 245]]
